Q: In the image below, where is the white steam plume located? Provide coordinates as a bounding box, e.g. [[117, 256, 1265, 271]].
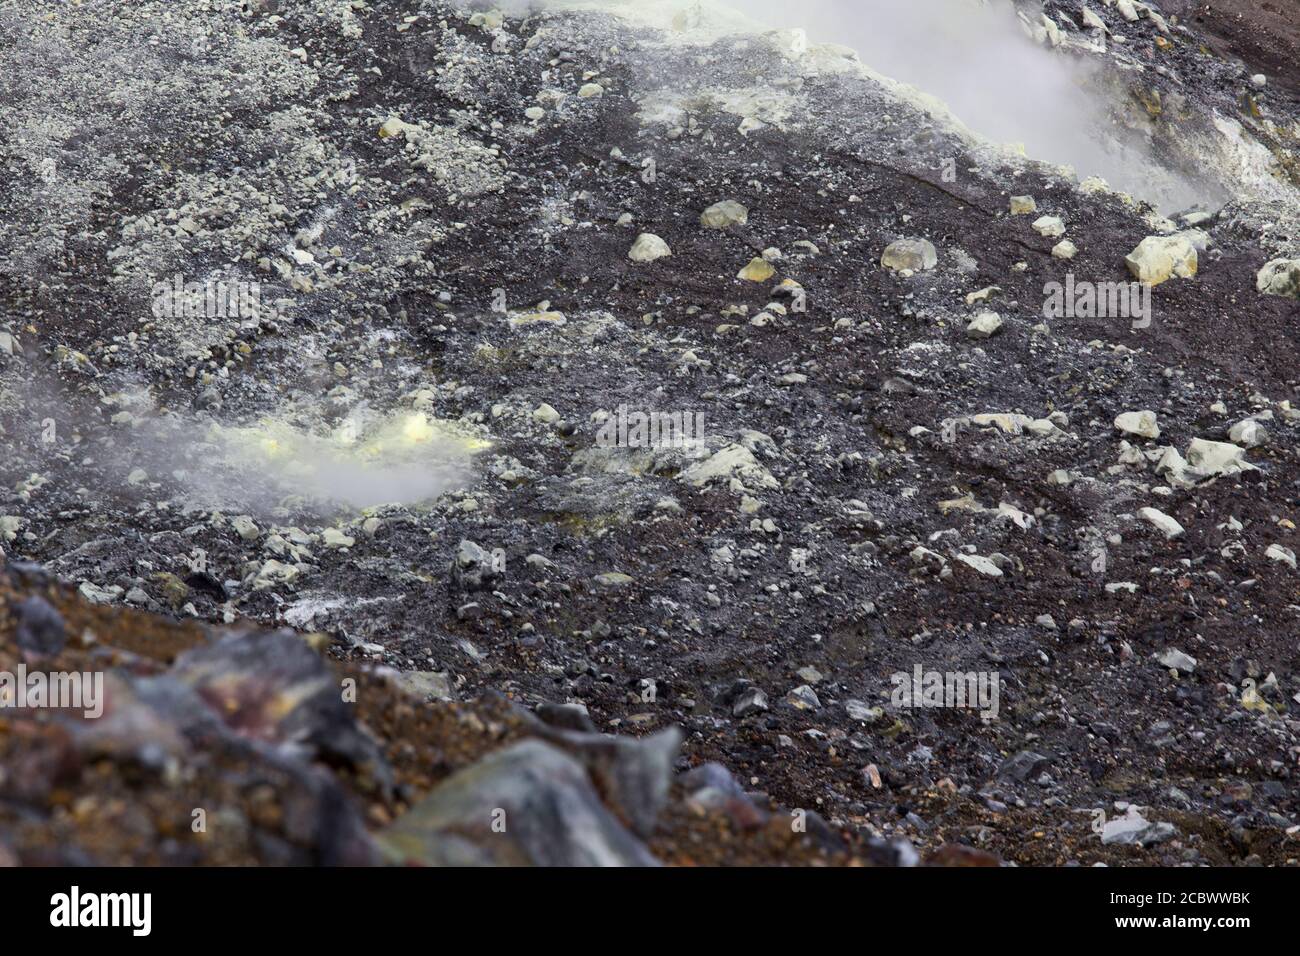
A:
[[489, 0, 1212, 210], [731, 0, 1207, 209]]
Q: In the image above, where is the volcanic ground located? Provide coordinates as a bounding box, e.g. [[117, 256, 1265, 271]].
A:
[[2, 0, 1300, 866]]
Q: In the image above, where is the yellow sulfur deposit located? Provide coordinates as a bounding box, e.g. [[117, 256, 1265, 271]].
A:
[[205, 412, 489, 509]]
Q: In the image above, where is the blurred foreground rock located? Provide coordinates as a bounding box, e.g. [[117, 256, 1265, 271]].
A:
[[0, 567, 943, 866]]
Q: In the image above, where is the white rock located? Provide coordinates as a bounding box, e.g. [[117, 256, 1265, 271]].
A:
[[1266, 544, 1297, 569], [737, 258, 776, 282], [507, 309, 566, 328], [323, 528, 356, 549], [910, 546, 947, 568], [954, 553, 1003, 578], [1154, 447, 1194, 488], [1228, 419, 1267, 448], [996, 503, 1035, 529], [78, 582, 123, 605], [1081, 6, 1107, 31], [628, 233, 671, 263], [1186, 438, 1254, 477], [1038, 13, 1062, 47], [881, 239, 938, 272], [378, 116, 406, 138], [1009, 195, 1038, 215], [700, 200, 749, 229], [532, 403, 561, 424], [1138, 506, 1184, 539], [1033, 216, 1066, 238], [1157, 648, 1197, 673], [1125, 235, 1198, 286], [1101, 807, 1176, 846], [679, 444, 779, 490], [966, 312, 1003, 339], [969, 413, 1059, 437], [1114, 410, 1160, 439], [1052, 239, 1078, 260], [254, 560, 300, 590], [1256, 259, 1300, 299]]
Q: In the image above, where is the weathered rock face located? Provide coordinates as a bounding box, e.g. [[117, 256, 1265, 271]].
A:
[[13, 594, 65, 659], [450, 539, 503, 591], [524, 723, 682, 838]]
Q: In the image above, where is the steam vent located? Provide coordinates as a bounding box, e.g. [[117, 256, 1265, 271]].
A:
[[3, 0, 1300, 892]]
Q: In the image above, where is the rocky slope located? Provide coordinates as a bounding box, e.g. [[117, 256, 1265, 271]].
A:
[[1, 563, 891, 865], [2, 0, 1300, 865]]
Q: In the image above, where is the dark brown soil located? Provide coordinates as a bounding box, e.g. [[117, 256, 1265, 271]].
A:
[[1168, 0, 1300, 93]]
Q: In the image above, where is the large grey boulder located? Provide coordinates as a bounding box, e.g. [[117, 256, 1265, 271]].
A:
[[524, 724, 682, 838], [377, 740, 661, 866]]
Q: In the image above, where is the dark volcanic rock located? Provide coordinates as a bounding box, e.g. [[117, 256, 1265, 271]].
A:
[[171, 630, 392, 792], [377, 739, 661, 867], [12, 595, 65, 659]]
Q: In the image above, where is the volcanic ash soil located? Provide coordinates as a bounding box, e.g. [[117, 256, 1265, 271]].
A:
[[2, 0, 1300, 865]]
